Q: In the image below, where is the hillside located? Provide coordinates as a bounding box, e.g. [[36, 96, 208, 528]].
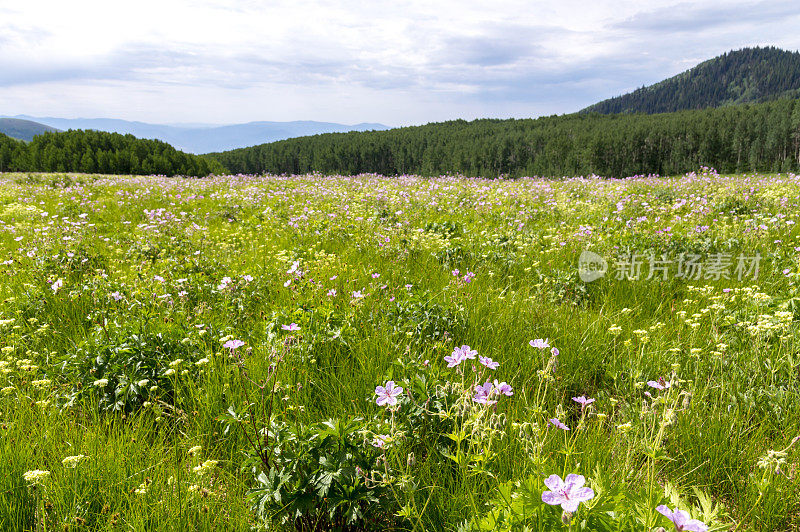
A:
[[6, 115, 389, 153], [583, 46, 800, 114], [0, 129, 225, 176], [208, 98, 800, 178], [0, 118, 59, 141]]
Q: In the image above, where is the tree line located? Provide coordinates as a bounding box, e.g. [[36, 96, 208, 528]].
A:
[[0, 129, 225, 177], [584, 47, 800, 115], [209, 98, 800, 178]]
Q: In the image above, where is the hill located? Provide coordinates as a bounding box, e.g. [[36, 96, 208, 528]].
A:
[[0, 129, 225, 176], [5, 115, 389, 153], [209, 98, 800, 178], [0, 118, 59, 141], [583, 46, 800, 114]]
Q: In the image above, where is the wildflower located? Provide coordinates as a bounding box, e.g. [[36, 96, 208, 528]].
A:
[[375, 380, 403, 407], [188, 445, 202, 457], [196, 358, 210, 366], [352, 290, 364, 299], [549, 418, 570, 431], [23, 469, 50, 486], [164, 368, 176, 376], [647, 378, 672, 391], [655, 505, 708, 532], [169, 359, 184, 367], [479, 355, 499, 370], [134, 479, 151, 495], [93, 378, 109, 387], [327, 288, 337, 296], [193, 460, 218, 476], [530, 338, 550, 349], [51, 278, 63, 292], [62, 455, 87, 468], [31, 379, 51, 388], [136, 379, 149, 387], [572, 396, 595, 411], [281, 323, 300, 331], [223, 339, 245, 350], [541, 474, 595, 512], [473, 381, 497, 405], [242, 274, 253, 282], [493, 380, 513, 396], [372, 434, 390, 448], [110, 291, 123, 301], [372, 273, 380, 278]]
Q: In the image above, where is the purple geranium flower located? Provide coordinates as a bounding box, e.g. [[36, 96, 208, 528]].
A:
[[549, 418, 570, 431], [282, 323, 300, 331], [493, 380, 513, 396], [647, 378, 671, 391], [655, 506, 708, 532], [572, 396, 595, 410], [541, 474, 595, 512], [375, 381, 403, 407], [479, 356, 499, 370], [223, 339, 245, 351], [444, 345, 477, 367], [455, 345, 477, 360], [444, 350, 464, 368], [472, 381, 497, 405], [529, 338, 550, 349]]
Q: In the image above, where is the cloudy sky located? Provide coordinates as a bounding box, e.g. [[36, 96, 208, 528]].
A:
[[1, 0, 799, 126]]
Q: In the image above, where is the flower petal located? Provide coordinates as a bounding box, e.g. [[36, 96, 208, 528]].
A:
[[561, 499, 580, 512], [541, 491, 565, 506], [543, 474, 564, 492], [684, 519, 709, 532], [672, 509, 690, 527], [655, 505, 673, 519], [572, 487, 594, 502], [564, 474, 586, 490]]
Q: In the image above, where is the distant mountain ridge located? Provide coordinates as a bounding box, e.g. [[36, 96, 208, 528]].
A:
[[583, 46, 800, 114], [1, 115, 389, 154], [0, 118, 59, 141]]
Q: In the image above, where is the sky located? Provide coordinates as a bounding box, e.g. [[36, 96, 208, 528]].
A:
[[1, 0, 800, 127]]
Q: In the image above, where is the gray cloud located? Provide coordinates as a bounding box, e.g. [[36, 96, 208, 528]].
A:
[[612, 0, 800, 33]]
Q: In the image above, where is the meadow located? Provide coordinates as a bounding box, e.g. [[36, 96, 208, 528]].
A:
[[0, 168, 798, 531]]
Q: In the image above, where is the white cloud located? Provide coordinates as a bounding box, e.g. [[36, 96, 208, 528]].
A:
[[1, 0, 799, 125]]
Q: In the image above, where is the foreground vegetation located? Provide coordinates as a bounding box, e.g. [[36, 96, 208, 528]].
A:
[[0, 169, 798, 531]]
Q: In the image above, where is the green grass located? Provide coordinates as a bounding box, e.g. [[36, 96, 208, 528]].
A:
[[0, 169, 798, 530]]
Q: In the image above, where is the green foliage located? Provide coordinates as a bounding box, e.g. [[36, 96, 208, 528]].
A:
[[0, 129, 225, 176], [247, 417, 393, 530], [55, 332, 202, 413]]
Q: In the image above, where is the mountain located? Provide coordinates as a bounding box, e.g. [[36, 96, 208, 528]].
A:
[[583, 46, 800, 114], [0, 118, 59, 141], [3, 115, 389, 154]]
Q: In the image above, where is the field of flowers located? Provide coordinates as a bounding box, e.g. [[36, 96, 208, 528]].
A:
[[0, 168, 799, 531]]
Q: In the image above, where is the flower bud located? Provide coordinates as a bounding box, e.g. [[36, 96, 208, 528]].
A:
[[561, 511, 572, 526]]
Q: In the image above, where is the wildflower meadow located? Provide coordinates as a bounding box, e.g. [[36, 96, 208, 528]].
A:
[[0, 168, 798, 530]]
